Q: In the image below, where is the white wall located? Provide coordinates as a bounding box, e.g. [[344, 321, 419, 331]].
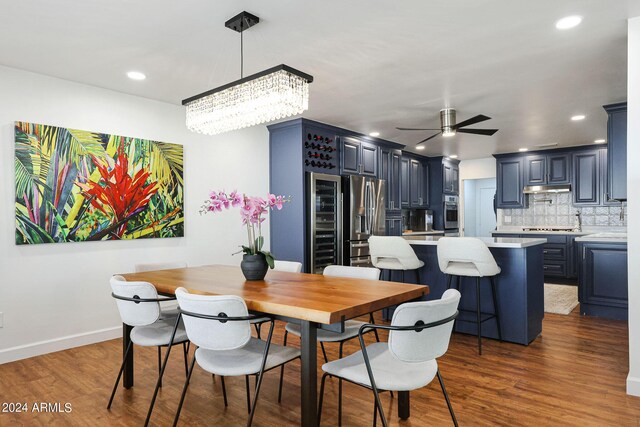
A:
[[0, 66, 270, 363], [459, 157, 496, 236], [627, 17, 640, 396]]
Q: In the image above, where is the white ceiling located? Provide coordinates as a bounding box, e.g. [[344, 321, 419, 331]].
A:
[[1, 1, 639, 159]]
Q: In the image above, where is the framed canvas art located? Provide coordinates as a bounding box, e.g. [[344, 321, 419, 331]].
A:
[[15, 121, 184, 244]]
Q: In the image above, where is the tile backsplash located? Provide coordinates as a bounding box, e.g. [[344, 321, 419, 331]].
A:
[[498, 193, 627, 227]]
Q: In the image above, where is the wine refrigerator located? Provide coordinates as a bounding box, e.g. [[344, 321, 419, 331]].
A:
[[307, 172, 342, 274]]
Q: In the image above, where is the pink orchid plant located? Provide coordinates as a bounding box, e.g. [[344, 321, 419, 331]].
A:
[[200, 190, 290, 268]]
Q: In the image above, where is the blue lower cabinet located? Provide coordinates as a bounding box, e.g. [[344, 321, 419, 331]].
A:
[[578, 241, 628, 320]]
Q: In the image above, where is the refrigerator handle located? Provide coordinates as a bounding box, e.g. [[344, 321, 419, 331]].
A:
[[370, 181, 377, 233], [365, 181, 372, 235]]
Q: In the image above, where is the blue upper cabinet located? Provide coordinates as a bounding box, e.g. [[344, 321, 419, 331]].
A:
[[525, 153, 570, 185], [496, 156, 527, 208], [380, 147, 402, 210], [572, 150, 600, 205], [441, 160, 459, 194], [340, 136, 378, 177], [409, 158, 429, 208], [604, 102, 627, 201], [400, 157, 410, 208]]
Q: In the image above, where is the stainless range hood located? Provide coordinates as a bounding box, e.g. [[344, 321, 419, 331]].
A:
[[523, 184, 571, 194]]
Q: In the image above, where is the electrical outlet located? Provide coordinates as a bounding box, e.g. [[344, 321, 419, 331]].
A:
[[0, 312, 3, 328]]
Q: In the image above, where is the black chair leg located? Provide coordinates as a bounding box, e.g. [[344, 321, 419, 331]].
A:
[[221, 376, 228, 407], [437, 370, 458, 427], [182, 342, 189, 377], [320, 342, 329, 363], [490, 276, 502, 341], [338, 342, 344, 426], [317, 372, 329, 425], [283, 330, 288, 346], [373, 398, 378, 427], [107, 340, 132, 409], [476, 277, 482, 355], [245, 375, 252, 414], [157, 346, 163, 387], [278, 364, 285, 403], [369, 313, 380, 342], [172, 352, 197, 427], [253, 323, 261, 339]]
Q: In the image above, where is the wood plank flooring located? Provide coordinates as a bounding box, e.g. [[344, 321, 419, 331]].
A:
[[0, 309, 638, 426]]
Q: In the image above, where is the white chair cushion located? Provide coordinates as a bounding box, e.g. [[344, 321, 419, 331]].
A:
[[322, 342, 438, 391], [285, 320, 364, 342], [249, 316, 272, 325], [130, 318, 188, 347], [159, 303, 180, 320], [441, 261, 501, 277], [374, 258, 424, 271], [195, 338, 300, 376]]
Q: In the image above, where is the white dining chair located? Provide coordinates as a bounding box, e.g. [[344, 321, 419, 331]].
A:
[[273, 260, 303, 273], [318, 289, 462, 427], [437, 237, 502, 355], [134, 261, 187, 319], [282, 265, 381, 420], [171, 288, 301, 427], [108, 275, 189, 414]]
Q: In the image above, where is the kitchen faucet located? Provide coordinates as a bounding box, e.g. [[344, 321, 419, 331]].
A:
[[575, 211, 582, 232]]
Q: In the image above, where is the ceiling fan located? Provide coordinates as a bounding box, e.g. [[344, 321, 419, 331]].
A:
[[396, 108, 499, 145]]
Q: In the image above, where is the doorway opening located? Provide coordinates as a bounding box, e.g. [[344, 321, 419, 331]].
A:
[[463, 178, 496, 237]]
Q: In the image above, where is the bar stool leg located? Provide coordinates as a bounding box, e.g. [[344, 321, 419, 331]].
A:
[[489, 276, 502, 341], [476, 277, 482, 355], [446, 274, 453, 290]]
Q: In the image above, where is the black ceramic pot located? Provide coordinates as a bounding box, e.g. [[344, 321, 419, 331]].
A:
[[240, 253, 269, 281]]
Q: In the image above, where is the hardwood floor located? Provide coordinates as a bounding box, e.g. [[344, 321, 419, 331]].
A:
[[0, 309, 638, 426]]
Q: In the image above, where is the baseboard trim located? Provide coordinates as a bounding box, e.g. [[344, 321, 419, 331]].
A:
[[0, 326, 122, 365], [627, 373, 640, 396]]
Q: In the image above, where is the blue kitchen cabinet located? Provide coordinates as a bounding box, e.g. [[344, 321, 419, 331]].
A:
[[496, 157, 527, 208], [400, 157, 410, 208], [409, 158, 429, 208], [380, 147, 402, 210], [525, 153, 570, 186], [572, 150, 600, 205], [578, 241, 628, 320], [340, 136, 378, 177], [604, 102, 627, 201]]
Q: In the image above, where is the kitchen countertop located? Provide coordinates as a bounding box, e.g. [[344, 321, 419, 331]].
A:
[[402, 230, 445, 236], [492, 229, 590, 235], [575, 232, 628, 243], [404, 236, 547, 248]]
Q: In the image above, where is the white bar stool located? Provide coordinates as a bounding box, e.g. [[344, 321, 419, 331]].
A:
[[436, 237, 502, 355], [368, 236, 425, 284]]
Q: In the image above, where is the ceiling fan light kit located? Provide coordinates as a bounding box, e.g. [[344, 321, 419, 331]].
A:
[[182, 11, 313, 136], [396, 107, 499, 146]]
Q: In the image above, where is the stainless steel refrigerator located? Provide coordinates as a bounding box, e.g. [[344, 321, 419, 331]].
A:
[[308, 173, 343, 274], [343, 175, 386, 267]]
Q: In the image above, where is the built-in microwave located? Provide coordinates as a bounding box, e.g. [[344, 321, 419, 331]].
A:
[[443, 195, 459, 230]]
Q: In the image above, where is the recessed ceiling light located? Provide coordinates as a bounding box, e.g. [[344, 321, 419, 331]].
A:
[[519, 148, 529, 152], [127, 71, 146, 81], [571, 115, 586, 121], [449, 154, 458, 159], [594, 139, 606, 144], [556, 15, 582, 30], [416, 146, 425, 150], [368, 132, 380, 137]]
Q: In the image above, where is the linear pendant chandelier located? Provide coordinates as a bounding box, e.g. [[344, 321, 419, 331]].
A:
[[182, 11, 313, 136]]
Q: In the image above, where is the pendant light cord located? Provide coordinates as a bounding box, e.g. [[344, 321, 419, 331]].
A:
[[240, 19, 244, 78]]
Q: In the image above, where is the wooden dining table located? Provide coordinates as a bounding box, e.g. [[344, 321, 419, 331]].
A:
[[120, 265, 428, 426]]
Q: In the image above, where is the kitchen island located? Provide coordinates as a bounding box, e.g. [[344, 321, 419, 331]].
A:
[[399, 236, 546, 345]]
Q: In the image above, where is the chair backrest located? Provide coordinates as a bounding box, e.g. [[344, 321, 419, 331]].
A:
[[273, 260, 303, 273], [388, 289, 461, 362], [175, 287, 251, 351], [134, 261, 187, 273], [323, 265, 380, 280], [368, 236, 423, 269], [436, 237, 500, 277], [110, 275, 161, 326]]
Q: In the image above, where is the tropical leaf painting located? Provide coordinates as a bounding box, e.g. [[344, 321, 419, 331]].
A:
[[14, 121, 184, 244]]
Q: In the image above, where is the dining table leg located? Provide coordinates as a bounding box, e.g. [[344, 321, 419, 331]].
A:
[[300, 320, 318, 427], [123, 323, 134, 389], [398, 391, 410, 419]]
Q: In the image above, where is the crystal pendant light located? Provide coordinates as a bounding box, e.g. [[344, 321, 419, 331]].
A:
[[182, 12, 313, 136]]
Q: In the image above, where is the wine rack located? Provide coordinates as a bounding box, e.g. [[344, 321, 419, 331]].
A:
[[303, 131, 337, 172]]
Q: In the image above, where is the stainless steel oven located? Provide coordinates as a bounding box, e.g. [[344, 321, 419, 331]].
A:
[[443, 195, 459, 230]]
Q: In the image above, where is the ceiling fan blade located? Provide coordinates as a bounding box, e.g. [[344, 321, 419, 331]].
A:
[[417, 132, 442, 144], [396, 127, 442, 131], [452, 114, 491, 129], [456, 128, 499, 136]]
